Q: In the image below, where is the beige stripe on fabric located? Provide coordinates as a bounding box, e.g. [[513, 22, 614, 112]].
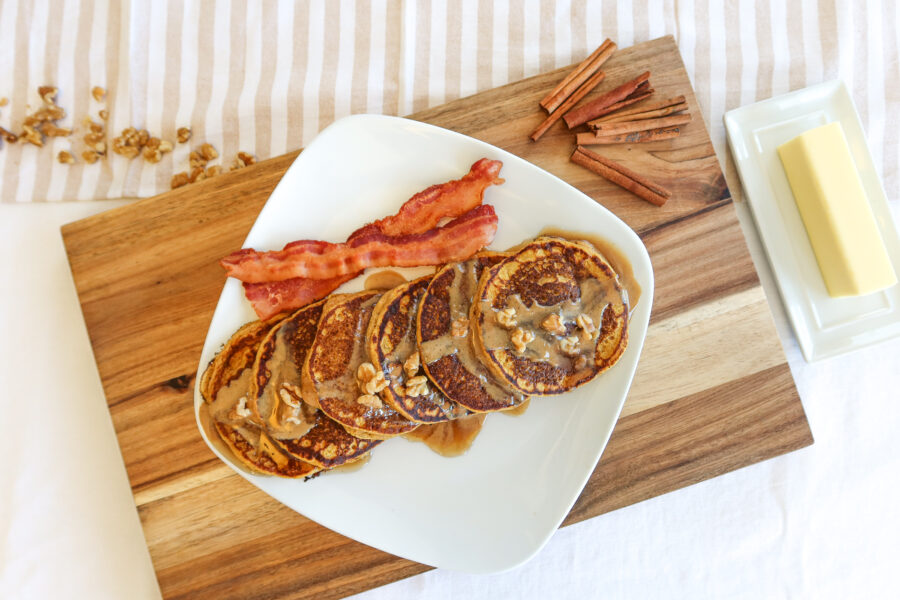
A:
[[350, 0, 372, 115], [412, 0, 431, 113], [285, 0, 309, 152], [2, 0, 35, 202]]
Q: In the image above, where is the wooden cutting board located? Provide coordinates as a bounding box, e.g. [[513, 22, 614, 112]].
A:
[[62, 36, 812, 600]]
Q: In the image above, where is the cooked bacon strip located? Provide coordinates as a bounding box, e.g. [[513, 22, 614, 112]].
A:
[[346, 158, 504, 241], [239, 158, 504, 317], [243, 274, 357, 320], [223, 204, 499, 283]]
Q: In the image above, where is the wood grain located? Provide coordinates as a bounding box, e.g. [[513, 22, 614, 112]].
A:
[[61, 37, 812, 600]]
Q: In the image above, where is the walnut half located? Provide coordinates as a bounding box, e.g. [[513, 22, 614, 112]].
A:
[[451, 317, 469, 338], [510, 327, 535, 353], [406, 375, 429, 397], [497, 307, 517, 329], [541, 313, 567, 336], [576, 313, 596, 341], [559, 335, 580, 356]]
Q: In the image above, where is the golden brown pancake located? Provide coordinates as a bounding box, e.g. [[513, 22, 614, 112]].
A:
[[471, 237, 628, 395], [199, 317, 319, 478], [302, 291, 419, 439], [365, 276, 469, 423], [248, 299, 381, 469], [417, 252, 527, 412]]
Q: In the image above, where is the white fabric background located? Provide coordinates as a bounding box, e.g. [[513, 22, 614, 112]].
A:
[[2, 1, 900, 599]]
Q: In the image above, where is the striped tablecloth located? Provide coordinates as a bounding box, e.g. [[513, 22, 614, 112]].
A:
[[0, 0, 897, 205], [3, 2, 900, 600]]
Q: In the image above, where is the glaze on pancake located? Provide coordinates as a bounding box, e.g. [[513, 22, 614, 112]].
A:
[[417, 252, 527, 412], [302, 291, 419, 439], [199, 317, 319, 478], [471, 237, 628, 395], [365, 276, 469, 423], [249, 299, 381, 469]]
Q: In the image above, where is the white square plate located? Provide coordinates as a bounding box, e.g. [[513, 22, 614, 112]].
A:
[[193, 114, 653, 573], [724, 80, 900, 361]]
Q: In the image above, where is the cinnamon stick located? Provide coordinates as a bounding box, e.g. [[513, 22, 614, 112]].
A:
[[530, 69, 607, 142], [571, 146, 671, 206], [584, 89, 654, 121], [563, 71, 651, 128], [541, 40, 617, 113], [590, 95, 687, 124], [590, 113, 692, 137], [576, 126, 682, 145], [589, 102, 688, 126]]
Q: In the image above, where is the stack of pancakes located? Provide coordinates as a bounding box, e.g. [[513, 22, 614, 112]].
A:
[[200, 236, 629, 479]]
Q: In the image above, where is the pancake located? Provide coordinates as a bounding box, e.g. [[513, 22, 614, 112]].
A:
[[365, 276, 469, 423], [248, 299, 381, 469], [302, 290, 419, 439], [199, 317, 320, 478], [417, 252, 527, 412], [471, 237, 628, 395]]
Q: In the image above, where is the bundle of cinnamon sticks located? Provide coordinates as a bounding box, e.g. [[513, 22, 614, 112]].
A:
[[531, 39, 692, 206]]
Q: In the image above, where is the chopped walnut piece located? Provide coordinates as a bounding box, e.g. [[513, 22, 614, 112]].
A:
[[188, 166, 205, 182], [541, 313, 567, 336], [0, 97, 7, 107], [357, 394, 383, 409], [205, 165, 222, 178], [57, 150, 75, 164], [91, 86, 106, 102], [357, 362, 377, 383], [234, 396, 251, 418], [406, 375, 429, 397], [285, 416, 303, 425], [81, 149, 100, 164], [510, 327, 535, 353], [137, 129, 149, 146], [451, 317, 469, 338], [158, 139, 173, 153], [199, 142, 217, 161], [38, 85, 58, 104], [364, 371, 388, 395], [0, 126, 16, 143], [142, 147, 162, 163], [98, 109, 109, 120], [559, 335, 580, 356], [576, 313, 596, 341], [278, 386, 301, 409], [176, 127, 191, 143], [21, 125, 43, 147], [229, 151, 257, 171], [497, 307, 517, 329], [171, 172, 190, 189], [573, 355, 588, 371], [189, 150, 207, 170], [357, 362, 387, 395], [19, 85, 71, 147], [42, 123, 71, 137], [145, 137, 160, 150], [403, 352, 420, 378]]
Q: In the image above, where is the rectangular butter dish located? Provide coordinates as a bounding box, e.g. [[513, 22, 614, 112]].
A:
[[724, 80, 900, 361]]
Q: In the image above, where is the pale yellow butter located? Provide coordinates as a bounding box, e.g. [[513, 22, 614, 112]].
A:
[[777, 122, 896, 297]]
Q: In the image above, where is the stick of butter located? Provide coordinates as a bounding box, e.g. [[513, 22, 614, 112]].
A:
[[777, 122, 896, 297]]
